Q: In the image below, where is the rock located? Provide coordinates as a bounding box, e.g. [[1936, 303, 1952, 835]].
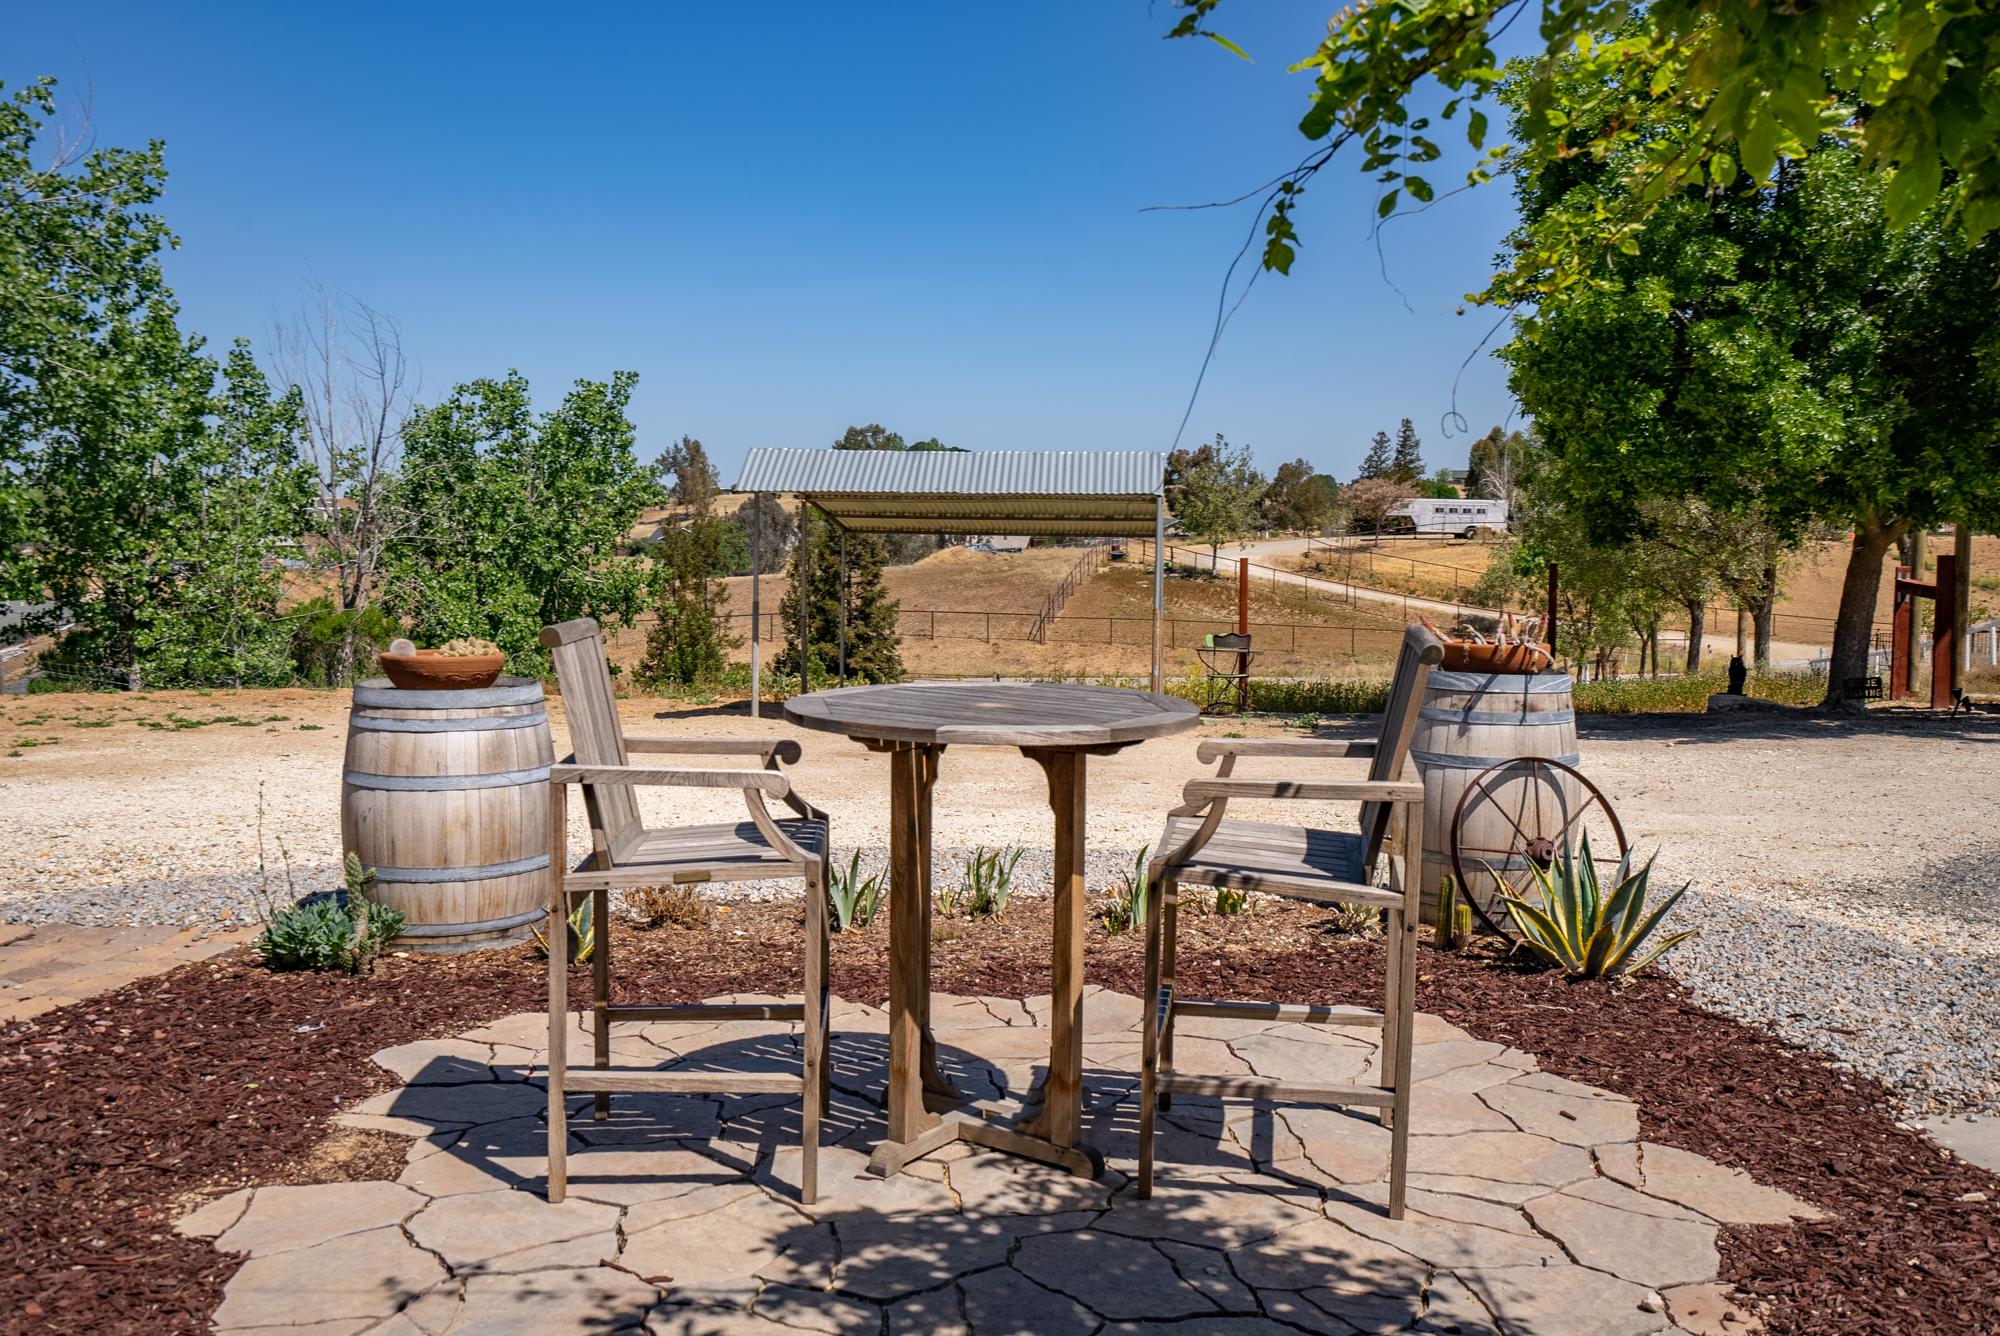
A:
[[1524, 1181, 1721, 1289], [407, 1190, 620, 1274], [215, 1182, 426, 1257], [211, 1225, 445, 1330]]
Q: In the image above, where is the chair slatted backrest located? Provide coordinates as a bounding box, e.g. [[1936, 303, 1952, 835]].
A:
[[1357, 624, 1445, 872], [541, 618, 642, 860]]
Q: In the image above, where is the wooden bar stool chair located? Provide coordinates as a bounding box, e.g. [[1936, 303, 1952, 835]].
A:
[[1139, 624, 1442, 1217], [540, 619, 832, 1204]]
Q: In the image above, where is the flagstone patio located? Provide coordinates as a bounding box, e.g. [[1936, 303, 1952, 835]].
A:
[[176, 988, 1820, 1335]]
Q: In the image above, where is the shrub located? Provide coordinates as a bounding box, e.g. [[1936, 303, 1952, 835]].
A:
[[1101, 845, 1150, 934], [1322, 900, 1382, 936], [940, 846, 1022, 919], [255, 854, 404, 973], [626, 883, 713, 930], [828, 852, 884, 931], [1498, 833, 1694, 978], [289, 598, 404, 687]]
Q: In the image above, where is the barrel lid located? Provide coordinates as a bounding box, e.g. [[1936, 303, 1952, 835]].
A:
[[353, 675, 545, 709]]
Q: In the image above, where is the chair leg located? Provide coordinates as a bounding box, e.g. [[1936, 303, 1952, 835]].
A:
[[592, 885, 611, 1121], [546, 783, 569, 1203], [1386, 805, 1420, 1219], [800, 861, 827, 1207], [1138, 872, 1164, 1199], [1157, 878, 1180, 1112], [1379, 905, 1403, 1130]]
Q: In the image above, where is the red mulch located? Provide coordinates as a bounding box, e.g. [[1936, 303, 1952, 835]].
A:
[[2, 900, 1995, 1336]]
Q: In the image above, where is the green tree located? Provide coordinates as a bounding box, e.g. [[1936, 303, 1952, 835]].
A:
[[1167, 3, 2000, 294], [1501, 101, 2000, 704], [1172, 434, 1265, 569], [384, 371, 660, 672], [653, 435, 718, 514], [1262, 458, 1337, 532], [1414, 467, 1459, 500], [1464, 427, 1531, 506], [777, 508, 901, 684], [730, 493, 794, 575], [1389, 419, 1424, 484], [833, 424, 938, 564], [637, 514, 738, 691], [136, 345, 313, 687], [834, 423, 905, 453], [1, 81, 309, 688], [1357, 430, 1392, 480]]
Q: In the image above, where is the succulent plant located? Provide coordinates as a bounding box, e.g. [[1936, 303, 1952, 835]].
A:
[[1498, 832, 1694, 979]]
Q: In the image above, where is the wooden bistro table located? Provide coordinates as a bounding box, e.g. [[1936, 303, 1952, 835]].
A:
[[786, 681, 1198, 1179]]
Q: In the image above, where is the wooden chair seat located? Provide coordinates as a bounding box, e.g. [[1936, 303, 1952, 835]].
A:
[[1155, 815, 1398, 906], [614, 817, 829, 882]]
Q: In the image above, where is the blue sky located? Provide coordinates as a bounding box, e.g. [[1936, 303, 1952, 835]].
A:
[[13, 3, 1527, 481]]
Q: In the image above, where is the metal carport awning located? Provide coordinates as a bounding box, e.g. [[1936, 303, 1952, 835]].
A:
[[730, 448, 1170, 707]]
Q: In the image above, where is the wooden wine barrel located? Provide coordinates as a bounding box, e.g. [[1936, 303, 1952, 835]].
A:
[[1409, 670, 1579, 925], [340, 676, 553, 952]]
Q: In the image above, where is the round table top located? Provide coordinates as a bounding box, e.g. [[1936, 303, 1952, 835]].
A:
[[785, 681, 1199, 749]]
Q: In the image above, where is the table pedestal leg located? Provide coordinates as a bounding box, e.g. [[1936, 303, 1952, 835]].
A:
[[1019, 747, 1086, 1151], [883, 743, 940, 1146], [916, 745, 957, 1108]]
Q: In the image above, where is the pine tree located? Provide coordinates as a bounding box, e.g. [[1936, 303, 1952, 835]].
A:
[[1358, 430, 1393, 479], [653, 435, 718, 513], [777, 509, 902, 684], [1390, 418, 1424, 483], [637, 512, 738, 691]]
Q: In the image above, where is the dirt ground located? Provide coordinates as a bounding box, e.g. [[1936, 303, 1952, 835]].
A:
[[3, 684, 1993, 930]]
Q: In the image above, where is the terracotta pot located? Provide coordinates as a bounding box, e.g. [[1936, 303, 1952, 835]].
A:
[[1438, 641, 1553, 675], [378, 649, 506, 691]]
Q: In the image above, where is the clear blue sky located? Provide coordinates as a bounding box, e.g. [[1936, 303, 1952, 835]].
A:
[[13, 3, 1526, 481]]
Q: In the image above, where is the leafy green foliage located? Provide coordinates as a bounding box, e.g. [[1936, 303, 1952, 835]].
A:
[[1172, 434, 1266, 558], [1499, 834, 1693, 979], [940, 846, 1023, 920], [1209, 886, 1251, 917], [1262, 459, 1339, 532], [1101, 845, 1151, 935], [653, 435, 718, 513], [777, 507, 903, 684], [827, 851, 885, 932], [289, 598, 405, 688], [0, 81, 314, 688], [383, 371, 660, 674], [1388, 419, 1424, 485], [255, 854, 404, 973], [1168, 2, 2000, 293], [532, 893, 596, 964], [638, 515, 739, 691]]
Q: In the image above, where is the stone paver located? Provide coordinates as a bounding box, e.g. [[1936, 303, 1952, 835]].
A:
[[184, 989, 1810, 1335], [0, 921, 253, 1022], [1598, 1139, 1825, 1224]]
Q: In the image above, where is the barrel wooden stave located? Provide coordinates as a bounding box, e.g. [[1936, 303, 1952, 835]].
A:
[[341, 676, 552, 953], [1410, 671, 1580, 925]]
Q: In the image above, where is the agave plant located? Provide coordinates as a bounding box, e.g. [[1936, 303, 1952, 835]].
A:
[[827, 851, 885, 932], [1498, 833, 1693, 979]]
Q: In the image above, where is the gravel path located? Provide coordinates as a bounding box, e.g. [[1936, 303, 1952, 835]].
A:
[[2, 688, 1995, 1117]]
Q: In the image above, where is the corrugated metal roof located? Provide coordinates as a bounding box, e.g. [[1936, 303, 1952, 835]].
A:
[[734, 449, 1165, 498]]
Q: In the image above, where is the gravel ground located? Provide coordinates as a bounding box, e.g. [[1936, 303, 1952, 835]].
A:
[[1, 688, 1995, 1116]]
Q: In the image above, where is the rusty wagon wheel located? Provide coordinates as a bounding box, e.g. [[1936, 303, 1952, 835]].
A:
[[1447, 757, 1628, 940]]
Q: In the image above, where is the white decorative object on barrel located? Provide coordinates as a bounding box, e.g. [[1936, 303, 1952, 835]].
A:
[[340, 676, 553, 951], [1409, 669, 1579, 925]]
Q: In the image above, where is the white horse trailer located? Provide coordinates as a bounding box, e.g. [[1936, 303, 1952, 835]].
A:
[[1384, 497, 1509, 537]]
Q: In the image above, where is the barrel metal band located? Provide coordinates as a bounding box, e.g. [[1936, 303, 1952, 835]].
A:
[[1418, 706, 1576, 726], [393, 906, 549, 938], [344, 765, 552, 792], [369, 854, 551, 884], [1427, 671, 1573, 694], [350, 710, 549, 735], [352, 677, 544, 710], [1410, 749, 1582, 770]]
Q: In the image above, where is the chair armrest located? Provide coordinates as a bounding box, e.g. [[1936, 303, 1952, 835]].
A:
[[623, 736, 803, 765], [550, 760, 790, 797], [1182, 777, 1421, 805], [1195, 739, 1376, 764]]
